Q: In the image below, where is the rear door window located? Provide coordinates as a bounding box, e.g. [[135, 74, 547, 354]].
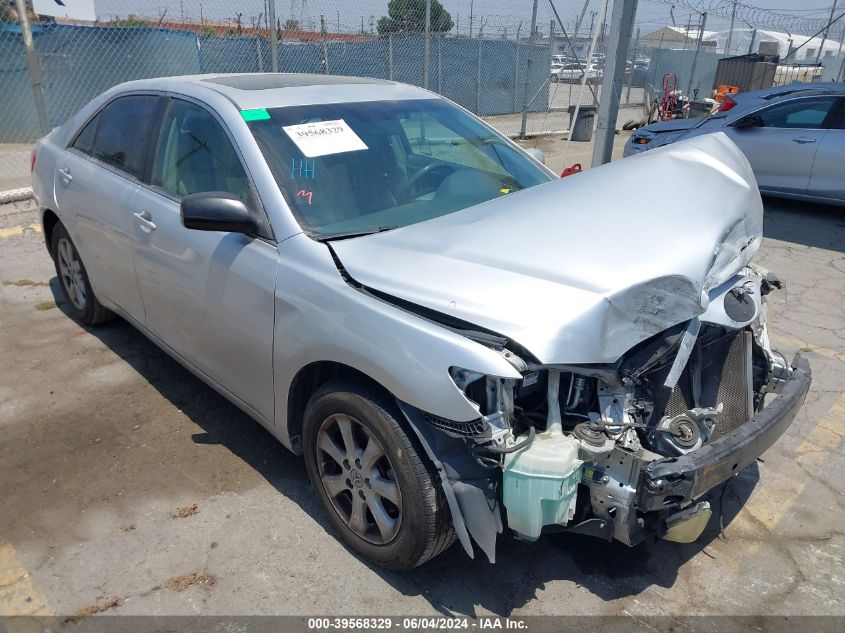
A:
[[90, 95, 161, 179]]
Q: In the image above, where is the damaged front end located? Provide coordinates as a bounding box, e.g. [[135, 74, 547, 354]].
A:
[[398, 269, 811, 561]]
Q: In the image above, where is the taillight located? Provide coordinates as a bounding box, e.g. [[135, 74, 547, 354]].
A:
[[720, 95, 736, 112], [30, 149, 37, 173]]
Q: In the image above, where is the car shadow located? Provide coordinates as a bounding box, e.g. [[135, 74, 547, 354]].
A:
[[370, 465, 757, 616], [763, 196, 845, 253], [49, 279, 759, 616], [48, 279, 326, 526]]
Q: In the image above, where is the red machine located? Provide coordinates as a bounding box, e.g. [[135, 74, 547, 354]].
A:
[[657, 73, 678, 121]]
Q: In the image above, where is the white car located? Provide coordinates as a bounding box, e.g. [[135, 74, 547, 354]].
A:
[[550, 62, 601, 84], [31, 73, 810, 570]]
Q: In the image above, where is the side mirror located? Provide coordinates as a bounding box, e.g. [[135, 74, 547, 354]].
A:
[[525, 147, 546, 165], [181, 192, 257, 234], [733, 114, 763, 130]]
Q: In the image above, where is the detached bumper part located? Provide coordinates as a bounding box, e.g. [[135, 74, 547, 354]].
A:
[[639, 354, 811, 512]]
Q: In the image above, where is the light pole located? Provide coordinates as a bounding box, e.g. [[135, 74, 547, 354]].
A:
[[14, 0, 48, 134]]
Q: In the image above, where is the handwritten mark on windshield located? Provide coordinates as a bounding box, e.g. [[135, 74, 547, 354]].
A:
[[297, 189, 313, 205], [291, 158, 316, 180]]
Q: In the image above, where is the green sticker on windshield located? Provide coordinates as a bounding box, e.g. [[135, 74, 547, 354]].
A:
[[241, 108, 271, 122]]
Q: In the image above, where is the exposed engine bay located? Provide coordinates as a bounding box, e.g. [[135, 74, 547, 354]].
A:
[[400, 266, 808, 560]]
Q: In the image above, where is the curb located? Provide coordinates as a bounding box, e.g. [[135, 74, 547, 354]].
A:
[[0, 187, 34, 205]]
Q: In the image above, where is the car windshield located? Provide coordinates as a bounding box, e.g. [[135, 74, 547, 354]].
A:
[[246, 99, 551, 239]]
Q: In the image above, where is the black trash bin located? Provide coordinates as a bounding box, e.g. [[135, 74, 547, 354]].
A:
[[567, 105, 597, 142]]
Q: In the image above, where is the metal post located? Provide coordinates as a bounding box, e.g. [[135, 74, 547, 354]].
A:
[[687, 11, 707, 97], [256, 34, 264, 71], [268, 0, 278, 71], [573, 0, 590, 52], [681, 15, 691, 55], [321, 14, 329, 74], [469, 0, 474, 39], [388, 33, 394, 80], [839, 20, 845, 57], [437, 35, 443, 93], [724, 0, 737, 54], [591, 0, 638, 167], [649, 33, 665, 89], [563, 0, 606, 167], [816, 0, 838, 64], [476, 38, 482, 114], [423, 0, 431, 88], [14, 0, 48, 134], [549, 20, 555, 66], [747, 29, 757, 55], [513, 40, 520, 112], [519, 0, 540, 138], [625, 27, 640, 104]]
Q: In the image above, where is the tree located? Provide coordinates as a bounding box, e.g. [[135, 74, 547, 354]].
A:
[[377, 0, 453, 35], [109, 15, 150, 28], [284, 18, 300, 30]]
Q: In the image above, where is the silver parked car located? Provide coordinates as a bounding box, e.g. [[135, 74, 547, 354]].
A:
[[33, 74, 811, 570], [624, 82, 845, 205]]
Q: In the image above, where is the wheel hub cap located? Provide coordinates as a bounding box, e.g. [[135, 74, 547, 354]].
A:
[[315, 413, 402, 545], [56, 237, 86, 311]]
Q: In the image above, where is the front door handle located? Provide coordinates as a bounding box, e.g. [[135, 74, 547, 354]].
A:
[[792, 137, 817, 144], [133, 211, 156, 232], [57, 166, 72, 184]]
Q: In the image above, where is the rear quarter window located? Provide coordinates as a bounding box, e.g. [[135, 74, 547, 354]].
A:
[[71, 113, 100, 155], [90, 95, 161, 179]]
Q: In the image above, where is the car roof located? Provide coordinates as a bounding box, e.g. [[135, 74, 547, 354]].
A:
[[732, 81, 845, 105], [108, 73, 437, 110]]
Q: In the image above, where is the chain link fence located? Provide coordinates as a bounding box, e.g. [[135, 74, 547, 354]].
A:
[[3, 1, 841, 192], [0, 0, 639, 192]]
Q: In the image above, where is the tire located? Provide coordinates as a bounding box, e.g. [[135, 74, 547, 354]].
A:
[[303, 381, 456, 570], [550, 74, 559, 83], [50, 222, 114, 326]]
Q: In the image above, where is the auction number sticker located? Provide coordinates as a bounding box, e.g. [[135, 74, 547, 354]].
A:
[[283, 119, 368, 157]]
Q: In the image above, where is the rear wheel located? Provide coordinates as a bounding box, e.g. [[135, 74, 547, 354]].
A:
[[50, 222, 114, 326], [303, 381, 455, 570]]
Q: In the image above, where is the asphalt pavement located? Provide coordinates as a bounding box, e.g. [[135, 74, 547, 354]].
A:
[[1, 167, 844, 620]]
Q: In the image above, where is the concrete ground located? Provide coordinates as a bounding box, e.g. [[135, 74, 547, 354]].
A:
[[1, 138, 845, 621]]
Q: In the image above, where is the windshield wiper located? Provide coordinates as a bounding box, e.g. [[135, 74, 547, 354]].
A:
[[318, 225, 399, 242]]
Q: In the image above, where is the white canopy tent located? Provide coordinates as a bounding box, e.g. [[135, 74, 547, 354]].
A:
[[712, 27, 845, 62]]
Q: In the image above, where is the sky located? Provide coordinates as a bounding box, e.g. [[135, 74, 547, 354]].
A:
[[90, 0, 845, 39]]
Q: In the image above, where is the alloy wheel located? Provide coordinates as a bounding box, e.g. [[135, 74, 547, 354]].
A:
[[315, 413, 402, 545], [56, 237, 86, 310]]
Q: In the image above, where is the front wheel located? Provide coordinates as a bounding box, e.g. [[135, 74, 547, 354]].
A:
[[303, 381, 455, 570], [50, 222, 114, 326]]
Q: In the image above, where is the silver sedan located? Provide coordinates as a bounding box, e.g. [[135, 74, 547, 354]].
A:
[[624, 83, 845, 205], [33, 73, 810, 570]]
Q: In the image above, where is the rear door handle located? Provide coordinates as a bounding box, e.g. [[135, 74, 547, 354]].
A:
[[133, 211, 156, 232], [57, 166, 72, 184], [792, 137, 817, 144]]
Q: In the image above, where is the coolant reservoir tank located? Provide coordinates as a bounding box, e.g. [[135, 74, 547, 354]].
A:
[[502, 429, 583, 541]]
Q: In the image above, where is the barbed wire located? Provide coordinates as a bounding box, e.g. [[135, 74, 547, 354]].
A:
[[645, 0, 840, 35]]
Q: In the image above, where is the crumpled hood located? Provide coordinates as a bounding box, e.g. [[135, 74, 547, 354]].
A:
[[331, 133, 763, 365]]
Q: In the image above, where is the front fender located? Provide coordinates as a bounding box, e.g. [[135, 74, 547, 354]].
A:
[[272, 233, 521, 449]]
